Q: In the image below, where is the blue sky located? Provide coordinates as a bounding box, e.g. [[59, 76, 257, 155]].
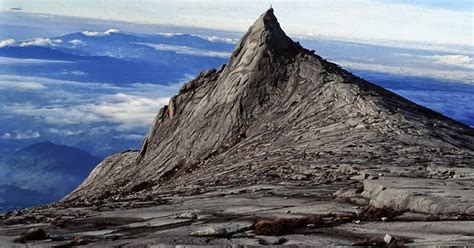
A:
[[0, 0, 472, 47]]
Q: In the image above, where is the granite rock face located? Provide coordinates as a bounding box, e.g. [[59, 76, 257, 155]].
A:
[[2, 8, 473, 247], [65, 8, 473, 203]]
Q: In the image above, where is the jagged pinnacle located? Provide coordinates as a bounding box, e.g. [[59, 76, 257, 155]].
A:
[[228, 8, 301, 69]]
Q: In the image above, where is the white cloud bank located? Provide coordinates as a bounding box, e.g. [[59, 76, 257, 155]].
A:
[[68, 39, 86, 46], [428, 55, 473, 70], [0, 75, 182, 129], [334, 60, 474, 84], [1, 130, 41, 140], [82, 29, 120, 37], [0, 81, 47, 90], [157, 33, 238, 44], [90, 93, 170, 127], [46, 128, 82, 136], [19, 38, 62, 47], [0, 39, 15, 48], [137, 43, 231, 58], [4, 94, 170, 128], [203, 35, 238, 44], [0, 56, 72, 65]]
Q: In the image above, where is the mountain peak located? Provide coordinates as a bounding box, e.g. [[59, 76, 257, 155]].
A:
[[262, 7, 275, 18], [230, 8, 302, 61], [65, 8, 474, 204], [257, 7, 279, 31]]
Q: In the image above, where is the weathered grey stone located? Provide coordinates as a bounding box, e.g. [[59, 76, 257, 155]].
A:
[[383, 233, 394, 244], [191, 221, 254, 237], [351, 173, 368, 180], [176, 212, 198, 220], [362, 178, 474, 215]]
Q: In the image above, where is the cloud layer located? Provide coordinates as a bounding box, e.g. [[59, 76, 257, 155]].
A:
[[137, 43, 231, 58], [0, 81, 47, 90], [0, 39, 15, 48], [68, 39, 86, 46], [335, 60, 474, 84], [429, 55, 473, 70], [19, 38, 63, 47], [0, 75, 182, 129], [0, 56, 72, 65], [2, 130, 41, 140], [82, 29, 120, 37]]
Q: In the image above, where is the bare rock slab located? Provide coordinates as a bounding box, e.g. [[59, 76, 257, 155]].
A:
[[362, 177, 474, 216]]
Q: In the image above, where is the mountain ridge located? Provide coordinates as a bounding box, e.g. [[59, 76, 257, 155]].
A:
[[65, 8, 473, 203], [0, 185, 57, 213], [0, 141, 101, 198]]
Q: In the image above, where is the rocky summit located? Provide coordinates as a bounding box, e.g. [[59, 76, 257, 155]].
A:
[[1, 9, 473, 247]]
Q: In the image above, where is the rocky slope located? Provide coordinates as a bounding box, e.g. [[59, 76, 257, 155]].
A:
[[66, 8, 473, 203], [1, 9, 473, 247]]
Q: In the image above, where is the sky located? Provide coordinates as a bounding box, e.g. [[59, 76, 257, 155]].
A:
[[0, 0, 472, 47]]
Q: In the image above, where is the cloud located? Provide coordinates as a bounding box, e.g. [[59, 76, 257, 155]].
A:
[[1, 131, 41, 140], [88, 93, 170, 128], [200, 35, 238, 44], [137, 43, 231, 58], [3, 95, 170, 128], [158, 32, 183, 37], [68, 39, 86, 46], [428, 55, 473, 69], [392, 89, 474, 127], [0, 74, 182, 129], [0, 56, 72, 65], [113, 134, 144, 140], [334, 60, 474, 84], [4, 103, 104, 125], [159, 33, 237, 44], [60, 70, 87, 76], [0, 39, 15, 48], [157, 33, 237, 44], [46, 128, 82, 136], [397, 53, 474, 70], [0, 81, 47, 90], [82, 29, 120, 37], [19, 38, 62, 47], [0, 74, 118, 89]]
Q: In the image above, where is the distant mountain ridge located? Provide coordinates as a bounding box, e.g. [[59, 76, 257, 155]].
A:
[[17, 141, 101, 176], [0, 185, 56, 213], [0, 141, 101, 210]]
